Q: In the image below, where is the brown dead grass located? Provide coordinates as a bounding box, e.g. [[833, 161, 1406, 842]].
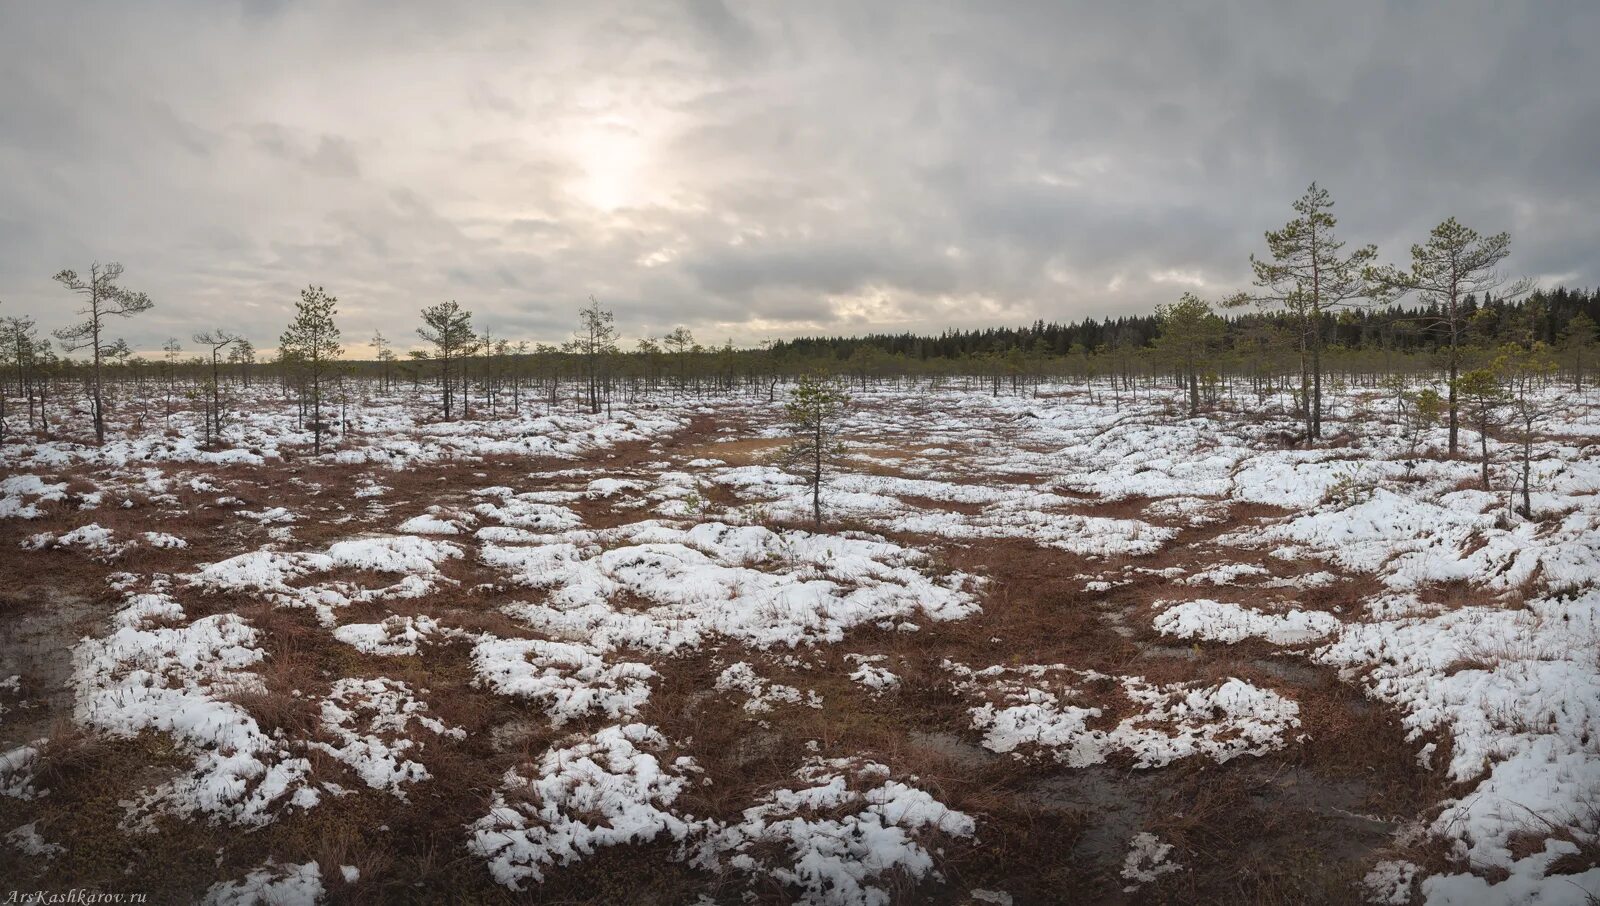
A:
[[677, 436, 789, 467], [0, 404, 1472, 903]]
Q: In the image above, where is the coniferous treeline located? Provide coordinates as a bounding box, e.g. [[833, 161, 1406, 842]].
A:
[[773, 286, 1600, 362]]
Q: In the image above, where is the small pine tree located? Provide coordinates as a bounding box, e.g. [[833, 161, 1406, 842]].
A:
[[161, 338, 182, 426], [1494, 342, 1558, 518], [663, 326, 696, 394], [1405, 387, 1443, 454], [1152, 293, 1227, 418], [417, 301, 474, 419], [372, 330, 396, 393], [1559, 312, 1598, 391], [1454, 367, 1504, 492], [279, 286, 343, 455], [228, 339, 256, 389], [1370, 218, 1530, 455], [781, 374, 851, 527], [1, 315, 45, 435]]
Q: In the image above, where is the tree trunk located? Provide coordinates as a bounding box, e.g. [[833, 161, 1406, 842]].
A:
[[312, 355, 322, 456], [91, 311, 105, 445], [1447, 356, 1459, 456], [1310, 323, 1323, 439], [812, 421, 823, 527], [1478, 420, 1489, 490], [1520, 433, 1532, 518]]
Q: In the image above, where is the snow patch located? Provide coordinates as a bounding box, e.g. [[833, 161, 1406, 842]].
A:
[[1153, 599, 1339, 645], [310, 677, 463, 796], [491, 521, 978, 654], [950, 662, 1301, 768], [1121, 831, 1181, 890], [692, 756, 975, 906], [202, 860, 324, 906], [471, 637, 656, 726], [467, 723, 704, 888]]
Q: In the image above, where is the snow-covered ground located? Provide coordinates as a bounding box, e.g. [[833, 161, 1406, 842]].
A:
[[1, 382, 1597, 904]]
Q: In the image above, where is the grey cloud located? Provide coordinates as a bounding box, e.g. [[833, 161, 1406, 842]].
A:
[[240, 0, 292, 21], [0, 1, 1596, 353], [250, 125, 361, 177], [304, 137, 358, 180], [686, 238, 962, 298], [678, 0, 762, 66]]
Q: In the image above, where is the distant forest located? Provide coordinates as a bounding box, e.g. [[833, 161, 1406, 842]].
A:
[[773, 286, 1600, 360]]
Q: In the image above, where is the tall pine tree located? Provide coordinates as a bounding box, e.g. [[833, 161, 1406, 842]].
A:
[[1250, 184, 1377, 440], [280, 286, 342, 455]]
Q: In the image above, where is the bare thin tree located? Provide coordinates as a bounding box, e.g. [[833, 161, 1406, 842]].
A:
[[194, 329, 241, 445], [372, 330, 396, 393], [567, 297, 619, 414]]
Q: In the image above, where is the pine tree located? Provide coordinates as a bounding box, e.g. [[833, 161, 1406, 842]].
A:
[[1250, 184, 1377, 440], [1494, 342, 1558, 518], [1152, 293, 1227, 417], [417, 301, 474, 419], [228, 338, 256, 389], [161, 338, 182, 426], [663, 326, 697, 394], [1559, 312, 1598, 391], [51, 262, 154, 444], [1454, 367, 1504, 491], [781, 374, 851, 527], [279, 286, 342, 455], [1371, 218, 1530, 455], [372, 330, 396, 393], [1, 315, 45, 435]]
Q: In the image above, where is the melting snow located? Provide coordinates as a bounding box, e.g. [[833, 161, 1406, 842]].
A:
[[489, 521, 978, 653], [471, 637, 657, 726], [201, 860, 324, 906], [691, 756, 975, 906], [1153, 599, 1340, 645], [714, 661, 823, 714], [309, 677, 464, 796], [1121, 831, 1181, 889], [467, 723, 704, 888], [949, 662, 1301, 768], [71, 593, 316, 827]]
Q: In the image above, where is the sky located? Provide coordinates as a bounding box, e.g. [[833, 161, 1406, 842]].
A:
[[2, 1, 1597, 356]]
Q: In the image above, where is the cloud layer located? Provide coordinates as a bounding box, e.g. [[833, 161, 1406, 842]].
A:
[[2, 1, 1596, 353]]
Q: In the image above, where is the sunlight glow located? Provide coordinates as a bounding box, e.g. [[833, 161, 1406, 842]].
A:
[[571, 116, 647, 212]]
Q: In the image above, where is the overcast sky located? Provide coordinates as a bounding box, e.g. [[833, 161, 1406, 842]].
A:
[[2, 1, 1596, 354]]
